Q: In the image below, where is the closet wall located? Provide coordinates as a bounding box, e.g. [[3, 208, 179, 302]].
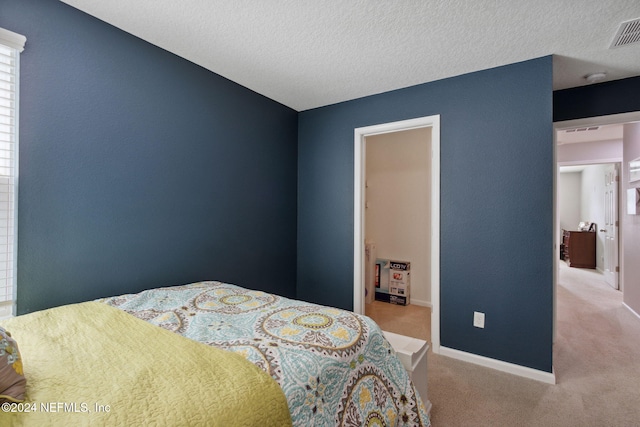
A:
[[365, 128, 431, 306]]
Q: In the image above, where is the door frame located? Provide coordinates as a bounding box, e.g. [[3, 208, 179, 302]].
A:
[[603, 163, 620, 289], [556, 161, 621, 281], [353, 114, 441, 353], [553, 110, 640, 342]]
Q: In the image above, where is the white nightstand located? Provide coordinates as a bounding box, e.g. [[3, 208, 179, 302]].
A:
[[382, 330, 431, 415]]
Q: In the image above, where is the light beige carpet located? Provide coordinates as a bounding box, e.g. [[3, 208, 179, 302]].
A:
[[367, 263, 640, 426], [430, 264, 640, 426]]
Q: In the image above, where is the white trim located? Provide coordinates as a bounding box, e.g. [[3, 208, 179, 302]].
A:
[[431, 117, 441, 354], [0, 33, 22, 315], [0, 28, 26, 52], [439, 346, 556, 384], [409, 299, 432, 308], [554, 112, 640, 131], [558, 158, 623, 167], [354, 130, 365, 310], [623, 302, 640, 321], [353, 115, 441, 353], [12, 51, 20, 318], [0, 302, 12, 320]]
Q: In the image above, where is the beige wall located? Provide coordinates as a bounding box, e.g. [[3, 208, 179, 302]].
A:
[[558, 172, 581, 232], [365, 128, 431, 305], [557, 139, 622, 164], [623, 122, 640, 314]]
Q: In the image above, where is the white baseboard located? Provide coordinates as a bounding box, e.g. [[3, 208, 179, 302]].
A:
[[623, 302, 640, 321], [439, 346, 556, 384], [410, 298, 431, 308]]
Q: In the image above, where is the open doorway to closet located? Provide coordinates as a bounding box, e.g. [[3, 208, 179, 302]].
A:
[[363, 127, 431, 340], [353, 115, 441, 351]]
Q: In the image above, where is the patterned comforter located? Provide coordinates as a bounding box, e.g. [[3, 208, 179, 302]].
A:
[[100, 281, 430, 426]]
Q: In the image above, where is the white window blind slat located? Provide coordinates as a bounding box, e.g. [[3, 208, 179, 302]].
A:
[[0, 47, 16, 302], [0, 28, 24, 310]]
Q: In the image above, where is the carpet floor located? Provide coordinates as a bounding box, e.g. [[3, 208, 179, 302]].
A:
[[367, 262, 640, 426]]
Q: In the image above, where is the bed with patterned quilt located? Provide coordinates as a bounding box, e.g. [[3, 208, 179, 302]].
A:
[[0, 280, 430, 426], [101, 280, 431, 426]]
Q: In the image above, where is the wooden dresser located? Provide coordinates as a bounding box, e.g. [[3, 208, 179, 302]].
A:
[[562, 229, 596, 269]]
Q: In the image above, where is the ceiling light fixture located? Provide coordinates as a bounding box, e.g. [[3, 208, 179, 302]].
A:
[[584, 72, 607, 84]]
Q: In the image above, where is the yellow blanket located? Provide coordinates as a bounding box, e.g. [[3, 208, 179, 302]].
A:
[[0, 302, 291, 427]]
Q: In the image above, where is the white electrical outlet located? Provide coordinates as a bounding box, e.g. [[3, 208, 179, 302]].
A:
[[473, 311, 485, 328]]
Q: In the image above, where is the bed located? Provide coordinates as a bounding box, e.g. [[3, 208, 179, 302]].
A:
[[0, 280, 431, 426]]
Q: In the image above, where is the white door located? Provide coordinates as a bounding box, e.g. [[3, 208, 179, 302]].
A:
[[602, 164, 619, 289]]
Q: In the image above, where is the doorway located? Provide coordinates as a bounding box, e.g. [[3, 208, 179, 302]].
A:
[[558, 162, 620, 289], [553, 111, 640, 347], [353, 115, 441, 352]]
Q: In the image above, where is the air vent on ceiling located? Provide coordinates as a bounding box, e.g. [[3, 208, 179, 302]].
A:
[[610, 18, 640, 48], [565, 126, 600, 133]]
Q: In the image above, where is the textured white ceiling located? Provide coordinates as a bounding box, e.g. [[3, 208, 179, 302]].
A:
[[60, 0, 640, 111]]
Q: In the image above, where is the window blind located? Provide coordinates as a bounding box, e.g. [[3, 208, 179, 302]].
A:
[[0, 28, 25, 315]]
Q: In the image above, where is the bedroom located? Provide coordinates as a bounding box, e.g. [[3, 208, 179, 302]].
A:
[[1, 0, 640, 425]]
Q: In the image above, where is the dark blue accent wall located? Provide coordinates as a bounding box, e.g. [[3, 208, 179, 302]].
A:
[[298, 57, 554, 372], [3, 0, 557, 372], [2, 0, 298, 314], [554, 76, 640, 121]]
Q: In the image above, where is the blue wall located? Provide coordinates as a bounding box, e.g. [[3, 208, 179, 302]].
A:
[[298, 57, 554, 372], [2, 0, 298, 314], [3, 0, 557, 372], [554, 76, 640, 121]]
